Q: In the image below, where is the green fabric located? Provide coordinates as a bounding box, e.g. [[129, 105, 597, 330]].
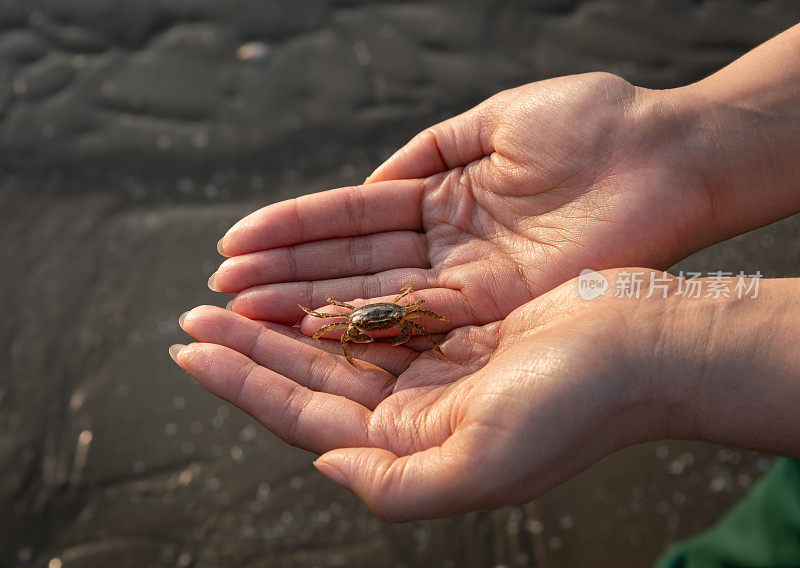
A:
[[656, 459, 800, 568]]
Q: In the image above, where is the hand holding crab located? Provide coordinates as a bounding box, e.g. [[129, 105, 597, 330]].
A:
[[209, 73, 719, 331], [171, 23, 800, 536], [171, 269, 693, 521], [299, 284, 449, 366]]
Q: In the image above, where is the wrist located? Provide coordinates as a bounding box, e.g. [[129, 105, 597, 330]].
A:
[[616, 85, 735, 266], [657, 67, 800, 246], [616, 282, 691, 443], [654, 278, 800, 457], [589, 274, 692, 446]]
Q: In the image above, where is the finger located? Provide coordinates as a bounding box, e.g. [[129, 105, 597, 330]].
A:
[[300, 314, 447, 352], [229, 269, 435, 323], [313, 432, 490, 522], [233, 280, 470, 336], [365, 99, 498, 183], [180, 306, 396, 409], [297, 321, 447, 354], [297, 295, 453, 339], [211, 231, 429, 293], [171, 342, 371, 453], [263, 319, 442, 360], [218, 180, 424, 256], [258, 321, 418, 377]]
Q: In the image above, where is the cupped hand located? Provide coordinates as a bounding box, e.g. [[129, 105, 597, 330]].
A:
[[212, 72, 711, 330], [171, 269, 673, 521]]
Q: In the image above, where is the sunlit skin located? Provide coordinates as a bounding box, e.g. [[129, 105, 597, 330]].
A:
[[173, 272, 800, 521], [208, 72, 715, 328], [174, 271, 674, 521], [173, 24, 800, 522]]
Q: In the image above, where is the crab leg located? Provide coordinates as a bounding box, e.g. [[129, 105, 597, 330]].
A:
[[402, 299, 425, 309], [393, 284, 415, 302], [341, 335, 354, 366], [324, 295, 356, 310], [299, 305, 349, 319], [312, 322, 349, 341], [404, 309, 450, 323], [406, 321, 446, 358]]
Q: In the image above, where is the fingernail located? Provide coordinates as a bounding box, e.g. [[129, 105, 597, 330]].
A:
[[169, 344, 186, 363], [226, 300, 234, 310], [313, 460, 350, 489], [217, 238, 226, 256], [208, 273, 218, 291], [178, 310, 190, 328]]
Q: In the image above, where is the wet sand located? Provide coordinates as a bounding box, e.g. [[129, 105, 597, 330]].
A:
[[3, 1, 800, 567]]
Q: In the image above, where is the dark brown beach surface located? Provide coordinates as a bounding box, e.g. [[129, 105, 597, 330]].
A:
[[2, 2, 800, 567]]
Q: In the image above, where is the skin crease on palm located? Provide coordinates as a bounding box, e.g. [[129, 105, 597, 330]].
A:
[[171, 24, 800, 522]]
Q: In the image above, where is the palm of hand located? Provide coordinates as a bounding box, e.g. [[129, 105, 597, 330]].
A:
[[413, 73, 702, 323], [215, 73, 704, 330], [176, 278, 633, 520]]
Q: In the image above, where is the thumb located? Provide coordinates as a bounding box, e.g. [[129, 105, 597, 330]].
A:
[[313, 439, 489, 522], [365, 100, 498, 184]]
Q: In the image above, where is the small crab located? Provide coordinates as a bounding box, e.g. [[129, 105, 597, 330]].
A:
[[299, 284, 449, 367]]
